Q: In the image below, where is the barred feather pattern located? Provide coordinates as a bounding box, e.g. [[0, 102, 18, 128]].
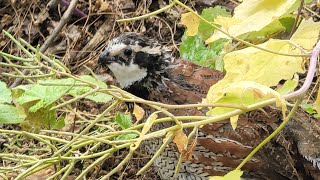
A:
[[99, 33, 320, 180]]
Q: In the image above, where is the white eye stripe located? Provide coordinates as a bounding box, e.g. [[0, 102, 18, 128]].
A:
[[130, 44, 162, 55], [107, 43, 127, 56], [107, 42, 163, 57]]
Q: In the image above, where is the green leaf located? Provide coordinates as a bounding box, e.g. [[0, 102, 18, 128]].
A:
[[180, 6, 229, 70], [0, 81, 12, 103], [278, 15, 295, 33], [239, 16, 295, 44], [301, 103, 316, 115], [35, 76, 112, 106], [198, 6, 230, 40], [115, 112, 132, 129], [16, 83, 71, 112], [180, 34, 228, 69], [68, 75, 112, 103], [86, 92, 113, 103], [78, 75, 108, 88], [313, 114, 320, 119], [115, 133, 138, 140], [276, 79, 298, 95], [51, 115, 65, 130], [0, 104, 26, 124]]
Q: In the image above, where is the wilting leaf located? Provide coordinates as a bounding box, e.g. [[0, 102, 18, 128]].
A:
[[184, 138, 197, 160], [133, 103, 145, 122], [210, 169, 243, 180], [290, 19, 320, 50], [206, 0, 298, 42], [173, 129, 188, 153], [131, 112, 158, 151], [208, 81, 287, 118], [19, 104, 58, 132], [230, 115, 239, 130], [181, 12, 200, 36], [276, 78, 298, 95], [207, 39, 305, 107]]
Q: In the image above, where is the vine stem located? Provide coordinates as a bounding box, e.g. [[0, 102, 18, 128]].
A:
[[51, 100, 120, 157], [116, 2, 176, 22], [236, 98, 302, 170], [286, 40, 320, 99]]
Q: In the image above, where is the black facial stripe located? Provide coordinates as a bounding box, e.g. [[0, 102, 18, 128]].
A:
[[134, 51, 167, 73], [138, 41, 148, 47], [134, 52, 155, 69]]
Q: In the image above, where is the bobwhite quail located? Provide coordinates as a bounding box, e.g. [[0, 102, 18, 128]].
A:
[[98, 33, 320, 180]]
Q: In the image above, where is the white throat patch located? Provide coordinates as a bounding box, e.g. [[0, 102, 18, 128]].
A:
[[108, 62, 147, 88]]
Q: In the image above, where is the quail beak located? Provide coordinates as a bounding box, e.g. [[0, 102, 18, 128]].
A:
[[98, 51, 113, 67]]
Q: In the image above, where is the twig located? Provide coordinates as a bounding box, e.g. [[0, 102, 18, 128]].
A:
[[40, 0, 79, 53], [60, 0, 87, 18], [10, 0, 78, 88], [8, 0, 79, 87], [117, 2, 176, 22], [289, 0, 304, 38]]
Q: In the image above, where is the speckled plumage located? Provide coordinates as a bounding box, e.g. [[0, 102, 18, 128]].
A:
[[99, 33, 320, 180]]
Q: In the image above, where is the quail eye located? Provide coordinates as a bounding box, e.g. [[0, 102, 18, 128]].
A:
[[124, 49, 132, 56]]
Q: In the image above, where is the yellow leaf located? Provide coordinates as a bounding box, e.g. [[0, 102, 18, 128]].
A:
[[133, 103, 144, 122], [210, 169, 243, 180], [230, 115, 239, 130], [290, 19, 320, 50], [207, 81, 287, 117], [206, 0, 297, 42], [181, 12, 200, 36], [141, 113, 158, 135], [207, 39, 305, 105], [231, 0, 296, 36], [131, 112, 158, 151], [206, 16, 240, 43], [173, 129, 188, 153]]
